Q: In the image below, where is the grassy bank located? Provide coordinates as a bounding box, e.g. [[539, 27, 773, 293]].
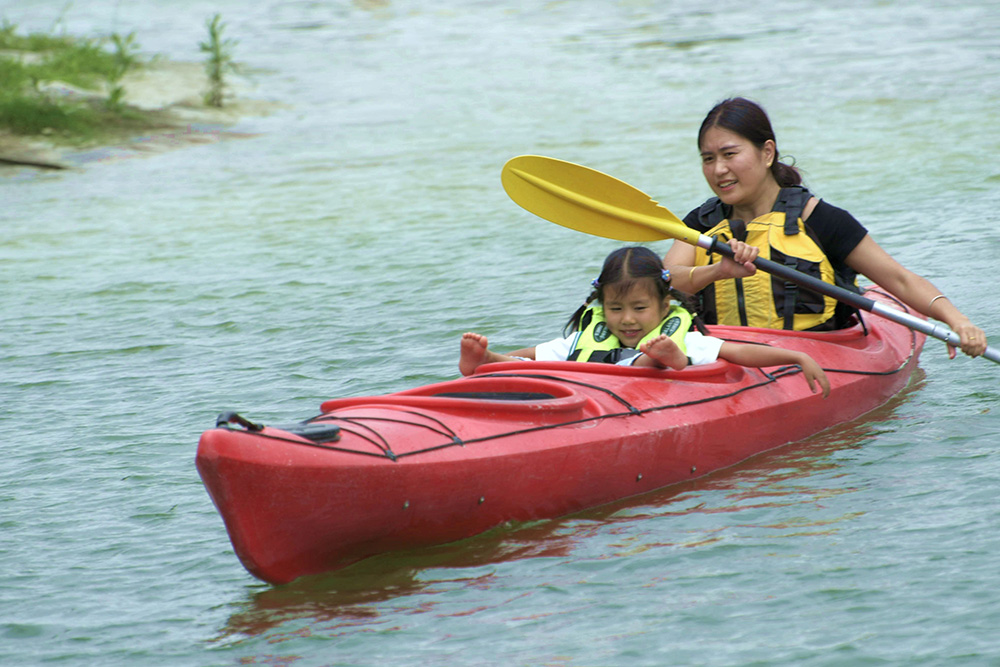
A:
[[0, 20, 162, 144], [0, 15, 243, 151]]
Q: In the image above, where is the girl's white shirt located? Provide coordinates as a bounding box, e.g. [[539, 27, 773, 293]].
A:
[[534, 331, 725, 367]]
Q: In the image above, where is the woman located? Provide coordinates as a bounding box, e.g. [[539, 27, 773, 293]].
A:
[[663, 97, 986, 359]]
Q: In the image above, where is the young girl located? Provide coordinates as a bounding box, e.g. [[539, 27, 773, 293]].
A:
[[460, 246, 830, 397]]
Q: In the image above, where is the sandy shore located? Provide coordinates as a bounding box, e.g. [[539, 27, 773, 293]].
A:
[[0, 60, 281, 170]]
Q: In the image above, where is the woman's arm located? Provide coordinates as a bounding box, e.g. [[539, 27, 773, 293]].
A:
[[663, 238, 759, 294], [718, 342, 830, 397], [665, 197, 821, 293], [845, 235, 986, 357]]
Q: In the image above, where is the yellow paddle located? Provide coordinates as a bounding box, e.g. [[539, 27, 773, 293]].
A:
[[501, 154, 999, 364]]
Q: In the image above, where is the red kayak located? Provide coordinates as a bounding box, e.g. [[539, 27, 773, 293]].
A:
[[196, 289, 924, 584]]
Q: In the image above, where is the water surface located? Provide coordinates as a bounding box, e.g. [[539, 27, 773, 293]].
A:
[[3, 1, 1000, 665]]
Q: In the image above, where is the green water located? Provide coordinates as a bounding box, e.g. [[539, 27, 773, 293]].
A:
[[3, 1, 1000, 665]]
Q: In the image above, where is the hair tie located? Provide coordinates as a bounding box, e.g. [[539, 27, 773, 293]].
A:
[[591, 278, 601, 289], [661, 268, 671, 284]]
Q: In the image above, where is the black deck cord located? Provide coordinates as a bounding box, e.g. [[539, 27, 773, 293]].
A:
[[393, 369, 783, 458], [232, 307, 918, 460], [233, 346, 915, 460], [324, 417, 396, 459], [220, 369, 766, 458], [471, 372, 642, 414], [393, 314, 920, 457], [310, 409, 459, 441], [217, 428, 393, 459], [318, 412, 461, 454]]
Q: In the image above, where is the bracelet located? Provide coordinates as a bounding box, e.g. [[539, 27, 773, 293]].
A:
[[688, 266, 697, 285], [928, 294, 948, 310]]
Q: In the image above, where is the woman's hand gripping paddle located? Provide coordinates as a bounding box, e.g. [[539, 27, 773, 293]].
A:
[[501, 154, 999, 364]]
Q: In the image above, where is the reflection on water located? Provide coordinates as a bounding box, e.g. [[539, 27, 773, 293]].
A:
[[605, 368, 927, 518], [217, 370, 926, 641], [216, 518, 577, 641], [67, 126, 261, 167]]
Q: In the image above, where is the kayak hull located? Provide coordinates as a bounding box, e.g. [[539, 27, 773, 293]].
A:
[[197, 290, 924, 584]]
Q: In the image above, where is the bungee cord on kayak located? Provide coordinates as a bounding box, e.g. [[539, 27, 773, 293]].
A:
[[213, 334, 917, 465]]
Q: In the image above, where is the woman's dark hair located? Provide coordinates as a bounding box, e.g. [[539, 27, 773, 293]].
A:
[[698, 97, 801, 188], [564, 246, 708, 336]]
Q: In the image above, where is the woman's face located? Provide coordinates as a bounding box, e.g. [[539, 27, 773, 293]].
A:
[[699, 126, 776, 211]]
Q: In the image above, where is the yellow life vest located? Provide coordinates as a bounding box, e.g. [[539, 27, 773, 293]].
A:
[[567, 304, 692, 364], [693, 187, 853, 331]]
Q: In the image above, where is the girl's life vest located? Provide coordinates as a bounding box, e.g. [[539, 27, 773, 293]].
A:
[[567, 304, 693, 364], [692, 186, 859, 331]]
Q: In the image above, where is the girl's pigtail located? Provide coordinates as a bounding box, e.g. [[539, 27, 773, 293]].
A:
[[564, 290, 599, 337]]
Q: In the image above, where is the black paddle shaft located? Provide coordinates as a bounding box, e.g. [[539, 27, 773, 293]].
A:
[[706, 236, 875, 312]]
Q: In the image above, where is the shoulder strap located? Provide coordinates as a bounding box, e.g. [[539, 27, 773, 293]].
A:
[[698, 197, 729, 227], [773, 186, 812, 235], [700, 189, 811, 234]]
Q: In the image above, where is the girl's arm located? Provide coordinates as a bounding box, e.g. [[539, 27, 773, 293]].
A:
[[718, 342, 830, 398]]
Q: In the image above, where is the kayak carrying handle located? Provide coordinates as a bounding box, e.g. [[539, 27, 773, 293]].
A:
[[216, 411, 265, 432], [215, 412, 344, 445]]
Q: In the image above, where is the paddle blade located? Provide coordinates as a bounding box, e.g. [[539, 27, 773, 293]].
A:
[[501, 155, 700, 244]]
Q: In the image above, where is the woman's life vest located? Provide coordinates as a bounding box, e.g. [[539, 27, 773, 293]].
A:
[[566, 304, 693, 364], [692, 186, 858, 331]]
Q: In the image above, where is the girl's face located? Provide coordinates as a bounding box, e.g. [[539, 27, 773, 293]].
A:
[[602, 280, 670, 348], [699, 126, 776, 212]]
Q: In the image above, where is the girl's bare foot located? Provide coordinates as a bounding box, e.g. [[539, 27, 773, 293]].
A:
[[459, 332, 511, 375], [637, 334, 688, 370]]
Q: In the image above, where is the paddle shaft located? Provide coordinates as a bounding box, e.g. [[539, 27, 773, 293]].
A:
[[701, 235, 1000, 364]]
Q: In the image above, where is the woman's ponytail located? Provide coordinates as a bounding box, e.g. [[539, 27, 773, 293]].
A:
[[771, 157, 801, 188]]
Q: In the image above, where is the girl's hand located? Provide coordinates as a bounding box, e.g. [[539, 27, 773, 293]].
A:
[[718, 238, 759, 279], [798, 355, 831, 398]]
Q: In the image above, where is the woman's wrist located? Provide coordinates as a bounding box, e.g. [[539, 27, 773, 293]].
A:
[[927, 295, 970, 330], [688, 263, 724, 290], [687, 265, 699, 291]]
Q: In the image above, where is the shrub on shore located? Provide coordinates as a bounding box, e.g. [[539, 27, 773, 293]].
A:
[[201, 14, 237, 108], [0, 20, 148, 141]]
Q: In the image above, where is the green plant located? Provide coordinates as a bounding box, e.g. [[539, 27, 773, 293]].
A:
[[29, 38, 112, 90], [0, 56, 31, 91], [200, 14, 237, 108], [105, 31, 139, 110], [0, 20, 150, 141], [0, 93, 95, 136]]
